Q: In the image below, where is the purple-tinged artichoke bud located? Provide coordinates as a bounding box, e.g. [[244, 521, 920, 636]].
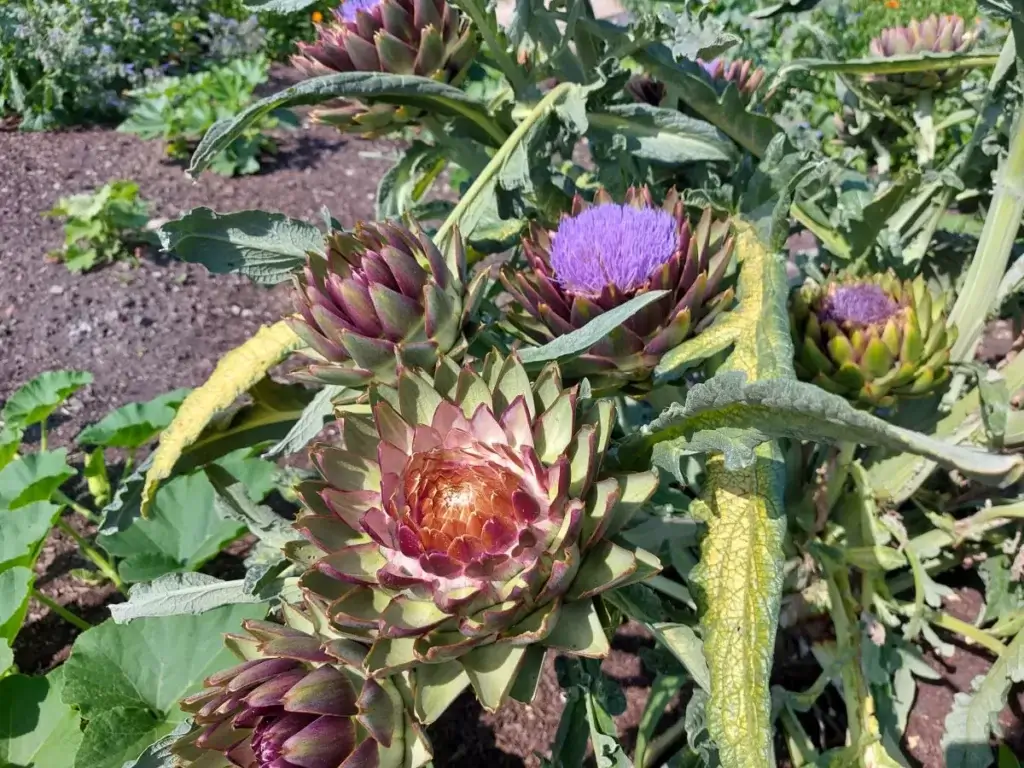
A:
[[500, 187, 735, 392], [288, 221, 487, 387], [697, 57, 767, 102], [791, 273, 957, 408], [864, 14, 979, 102], [171, 603, 431, 768], [293, 352, 661, 713], [292, 0, 477, 134]]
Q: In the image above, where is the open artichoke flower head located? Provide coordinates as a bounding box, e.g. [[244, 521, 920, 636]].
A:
[[288, 221, 486, 387], [172, 601, 431, 768], [294, 352, 661, 714], [791, 273, 957, 408], [501, 187, 735, 392]]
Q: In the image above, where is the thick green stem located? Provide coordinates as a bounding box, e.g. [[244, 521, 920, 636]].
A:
[[435, 82, 575, 248], [56, 518, 125, 594], [32, 588, 92, 632], [53, 490, 97, 524], [38, 421, 47, 453], [929, 612, 1007, 656]]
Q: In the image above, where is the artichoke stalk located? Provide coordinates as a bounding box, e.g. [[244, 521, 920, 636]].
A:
[[172, 601, 431, 768], [288, 220, 486, 386], [863, 15, 979, 102], [293, 0, 477, 134], [501, 186, 735, 391], [292, 351, 661, 713], [790, 273, 957, 408]]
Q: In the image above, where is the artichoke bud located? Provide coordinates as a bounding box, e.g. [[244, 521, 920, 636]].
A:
[[698, 57, 767, 103], [790, 273, 957, 408], [288, 220, 487, 387], [291, 352, 661, 714], [500, 186, 736, 393], [293, 0, 478, 135], [171, 602, 431, 768], [863, 14, 979, 102]]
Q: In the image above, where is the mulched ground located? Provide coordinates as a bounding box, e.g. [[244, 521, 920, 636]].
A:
[[2, 108, 1024, 764]]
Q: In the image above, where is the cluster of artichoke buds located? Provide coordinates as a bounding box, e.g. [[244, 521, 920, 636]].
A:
[[863, 14, 979, 102], [288, 220, 486, 387], [790, 273, 957, 408], [294, 351, 661, 714], [501, 186, 735, 392], [172, 600, 431, 768], [292, 0, 476, 134]]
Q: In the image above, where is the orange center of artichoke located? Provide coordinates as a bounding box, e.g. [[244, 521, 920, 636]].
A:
[[403, 449, 519, 554]]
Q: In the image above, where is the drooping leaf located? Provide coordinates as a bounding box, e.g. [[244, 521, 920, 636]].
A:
[[141, 322, 304, 515], [519, 291, 668, 365], [650, 622, 710, 692], [62, 604, 268, 718], [942, 628, 1024, 768], [109, 573, 277, 623], [77, 389, 191, 449], [189, 73, 503, 177], [2, 370, 93, 429], [0, 669, 83, 768], [0, 449, 75, 510], [99, 472, 245, 583], [587, 104, 737, 166], [158, 209, 324, 284]]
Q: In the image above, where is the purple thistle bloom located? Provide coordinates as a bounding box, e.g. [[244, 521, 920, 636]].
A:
[[336, 0, 384, 22], [823, 284, 898, 326], [549, 204, 679, 296]]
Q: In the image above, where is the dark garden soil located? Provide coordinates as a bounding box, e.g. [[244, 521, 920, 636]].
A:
[[2, 115, 1024, 765]]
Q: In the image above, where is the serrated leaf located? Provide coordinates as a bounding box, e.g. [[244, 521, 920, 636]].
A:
[[77, 389, 191, 449], [2, 370, 92, 429], [158, 209, 324, 284], [100, 472, 245, 583], [587, 104, 737, 166], [189, 73, 499, 177], [942, 628, 1024, 768], [263, 384, 349, 459], [0, 449, 75, 509], [0, 669, 83, 768], [62, 604, 267, 717], [207, 464, 298, 550], [99, 458, 150, 535], [141, 322, 304, 515], [519, 291, 668, 365], [109, 573, 276, 623]]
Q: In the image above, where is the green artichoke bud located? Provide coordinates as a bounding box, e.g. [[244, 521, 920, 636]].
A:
[[287, 221, 487, 386], [172, 602, 431, 768], [791, 273, 958, 408], [501, 186, 735, 392], [293, 0, 477, 135], [863, 15, 978, 102], [293, 352, 661, 714]]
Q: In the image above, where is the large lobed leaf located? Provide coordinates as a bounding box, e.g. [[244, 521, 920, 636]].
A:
[[587, 104, 738, 165], [0, 669, 82, 768], [2, 370, 92, 430], [77, 389, 191, 449]]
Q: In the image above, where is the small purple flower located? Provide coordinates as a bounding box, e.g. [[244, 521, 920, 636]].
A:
[[548, 203, 680, 296], [336, 0, 384, 22], [823, 284, 898, 326]]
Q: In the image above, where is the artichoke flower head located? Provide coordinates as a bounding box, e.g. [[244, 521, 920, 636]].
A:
[[864, 14, 979, 102], [292, 0, 477, 134], [501, 187, 735, 392], [172, 601, 430, 768], [294, 352, 661, 713], [791, 274, 957, 408]]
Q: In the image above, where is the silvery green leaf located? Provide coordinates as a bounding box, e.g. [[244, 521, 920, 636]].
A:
[[109, 573, 280, 623]]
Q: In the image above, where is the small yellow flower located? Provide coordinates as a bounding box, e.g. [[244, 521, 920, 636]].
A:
[[311, 10, 323, 22]]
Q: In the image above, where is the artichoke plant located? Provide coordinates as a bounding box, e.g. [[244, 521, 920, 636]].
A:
[[293, 0, 476, 134], [293, 351, 661, 713], [172, 602, 431, 768], [698, 57, 766, 102], [288, 220, 486, 386], [790, 273, 958, 408], [501, 187, 735, 391], [863, 15, 978, 102]]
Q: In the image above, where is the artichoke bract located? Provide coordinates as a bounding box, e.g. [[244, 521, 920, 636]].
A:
[[172, 603, 430, 768], [698, 57, 766, 102], [863, 15, 978, 102], [791, 274, 957, 408], [288, 221, 486, 387], [293, 0, 476, 134], [501, 187, 735, 391], [294, 352, 661, 713]]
